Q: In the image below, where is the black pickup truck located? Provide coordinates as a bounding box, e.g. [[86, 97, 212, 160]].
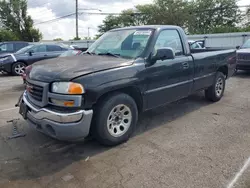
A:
[[18, 25, 236, 146]]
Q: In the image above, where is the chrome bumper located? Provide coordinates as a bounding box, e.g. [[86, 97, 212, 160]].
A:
[[21, 92, 93, 141]]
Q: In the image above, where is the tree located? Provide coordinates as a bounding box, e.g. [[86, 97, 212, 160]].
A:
[[246, 7, 250, 26], [97, 1, 191, 35], [97, 15, 121, 35], [187, 0, 242, 34], [0, 0, 42, 41], [97, 0, 243, 35], [53, 38, 63, 41], [83, 36, 92, 40], [0, 29, 18, 41], [73, 37, 81, 40]]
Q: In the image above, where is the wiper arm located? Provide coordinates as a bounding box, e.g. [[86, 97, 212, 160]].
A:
[[97, 52, 121, 58]]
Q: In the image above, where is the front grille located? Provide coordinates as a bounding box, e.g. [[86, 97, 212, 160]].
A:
[[237, 54, 250, 61], [26, 82, 44, 102]]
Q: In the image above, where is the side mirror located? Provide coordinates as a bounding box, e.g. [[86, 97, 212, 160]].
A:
[[29, 50, 34, 56], [151, 48, 175, 62], [236, 46, 240, 49]]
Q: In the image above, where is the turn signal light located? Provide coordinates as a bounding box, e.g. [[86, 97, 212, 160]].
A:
[[68, 83, 84, 94], [64, 101, 75, 107]]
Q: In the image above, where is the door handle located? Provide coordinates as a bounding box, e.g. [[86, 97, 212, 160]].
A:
[[44, 54, 48, 56], [182, 62, 189, 69]]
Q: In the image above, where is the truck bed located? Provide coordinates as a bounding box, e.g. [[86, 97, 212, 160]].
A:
[[191, 49, 236, 91]]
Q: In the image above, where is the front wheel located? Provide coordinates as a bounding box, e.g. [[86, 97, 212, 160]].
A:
[[205, 72, 225, 102], [92, 93, 138, 146], [12, 62, 26, 76]]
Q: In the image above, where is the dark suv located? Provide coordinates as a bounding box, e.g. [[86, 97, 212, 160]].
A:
[[236, 39, 250, 71], [0, 41, 29, 55], [0, 43, 69, 75]]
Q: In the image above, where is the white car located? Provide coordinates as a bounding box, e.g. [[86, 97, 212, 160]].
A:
[[188, 40, 204, 49]]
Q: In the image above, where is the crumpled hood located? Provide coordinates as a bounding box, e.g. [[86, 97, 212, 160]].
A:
[[29, 55, 133, 82], [237, 48, 250, 53]]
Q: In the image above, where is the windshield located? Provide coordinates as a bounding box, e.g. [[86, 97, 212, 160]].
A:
[[242, 39, 250, 49], [87, 29, 153, 59], [59, 50, 80, 57], [16, 44, 34, 54]]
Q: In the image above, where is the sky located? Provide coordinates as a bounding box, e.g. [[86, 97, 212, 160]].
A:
[[27, 0, 249, 40]]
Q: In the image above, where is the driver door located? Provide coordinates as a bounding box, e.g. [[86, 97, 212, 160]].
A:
[[145, 29, 193, 109]]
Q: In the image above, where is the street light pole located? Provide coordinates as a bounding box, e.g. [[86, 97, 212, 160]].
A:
[[88, 27, 90, 39], [76, 0, 79, 39]]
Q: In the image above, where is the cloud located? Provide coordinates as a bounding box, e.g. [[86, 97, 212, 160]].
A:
[[28, 0, 248, 40], [28, 0, 153, 40]]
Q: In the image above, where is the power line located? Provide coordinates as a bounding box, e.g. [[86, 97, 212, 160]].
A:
[[34, 13, 76, 25], [34, 12, 145, 25], [34, 5, 250, 26]]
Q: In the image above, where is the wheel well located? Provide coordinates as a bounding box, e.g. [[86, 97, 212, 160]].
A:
[[96, 87, 143, 113], [15, 60, 27, 65], [12, 60, 27, 68], [217, 65, 228, 78]]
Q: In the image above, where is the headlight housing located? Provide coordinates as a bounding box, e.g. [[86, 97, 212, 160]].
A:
[[0, 56, 9, 62], [51, 82, 85, 94]]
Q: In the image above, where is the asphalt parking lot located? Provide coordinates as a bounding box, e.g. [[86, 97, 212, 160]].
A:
[[0, 72, 250, 188]]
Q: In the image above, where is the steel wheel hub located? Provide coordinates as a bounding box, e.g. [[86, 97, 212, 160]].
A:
[[107, 104, 132, 137], [215, 77, 223, 97]]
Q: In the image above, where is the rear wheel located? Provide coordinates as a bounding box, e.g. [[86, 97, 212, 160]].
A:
[[12, 62, 26, 76], [92, 93, 138, 146], [205, 72, 225, 102]]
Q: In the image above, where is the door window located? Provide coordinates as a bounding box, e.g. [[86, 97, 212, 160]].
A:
[[32, 45, 47, 53], [15, 43, 28, 51], [154, 30, 184, 56], [47, 45, 62, 52]]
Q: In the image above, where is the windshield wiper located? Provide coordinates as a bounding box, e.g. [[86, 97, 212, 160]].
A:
[[97, 52, 121, 58]]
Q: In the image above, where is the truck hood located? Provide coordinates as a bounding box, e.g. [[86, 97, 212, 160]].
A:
[[29, 55, 133, 82], [237, 48, 250, 53]]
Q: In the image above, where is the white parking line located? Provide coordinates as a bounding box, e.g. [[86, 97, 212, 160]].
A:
[[227, 157, 250, 188], [0, 107, 18, 113]]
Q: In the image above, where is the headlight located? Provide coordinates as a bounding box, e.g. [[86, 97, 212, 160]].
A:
[[0, 56, 9, 61], [51, 82, 84, 94]]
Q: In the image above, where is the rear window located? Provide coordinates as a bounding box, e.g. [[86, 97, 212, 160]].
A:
[[0, 43, 14, 52]]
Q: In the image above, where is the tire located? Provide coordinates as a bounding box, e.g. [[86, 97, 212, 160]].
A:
[[205, 72, 225, 102], [11, 62, 26, 76], [92, 93, 138, 146]]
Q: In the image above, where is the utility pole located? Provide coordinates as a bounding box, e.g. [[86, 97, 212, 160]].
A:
[[76, 0, 79, 39]]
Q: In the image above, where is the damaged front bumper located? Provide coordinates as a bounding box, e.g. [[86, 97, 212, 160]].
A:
[[19, 91, 93, 141]]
